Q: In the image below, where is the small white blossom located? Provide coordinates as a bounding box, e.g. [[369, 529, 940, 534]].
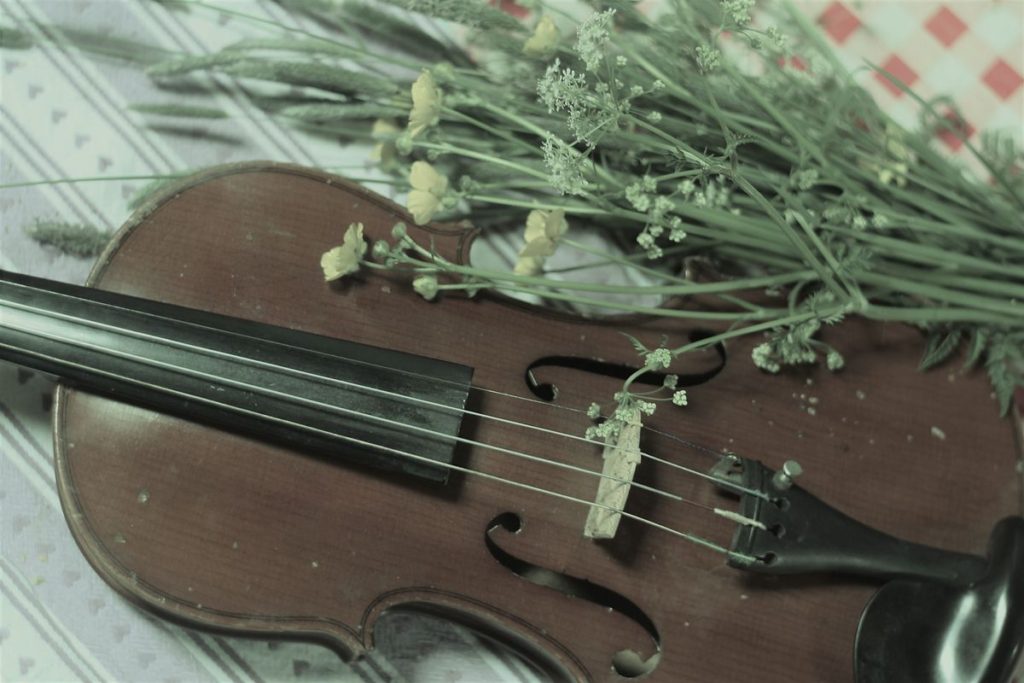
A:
[[752, 343, 781, 373], [672, 390, 688, 406], [586, 402, 601, 419], [826, 350, 845, 371], [320, 223, 367, 281], [663, 374, 678, 389], [541, 135, 587, 195], [638, 400, 656, 416], [626, 182, 652, 212], [721, 0, 754, 25], [696, 45, 720, 73], [765, 26, 788, 54], [576, 9, 615, 72], [646, 347, 672, 369]]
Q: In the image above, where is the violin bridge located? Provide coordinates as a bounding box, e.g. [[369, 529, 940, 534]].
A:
[[584, 407, 642, 540]]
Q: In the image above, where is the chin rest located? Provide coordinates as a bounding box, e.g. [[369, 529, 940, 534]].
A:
[[855, 516, 1024, 683]]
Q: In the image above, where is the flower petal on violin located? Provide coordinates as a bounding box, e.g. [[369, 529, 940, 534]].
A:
[[522, 15, 559, 57], [407, 161, 449, 225], [408, 70, 442, 138], [320, 222, 368, 281]]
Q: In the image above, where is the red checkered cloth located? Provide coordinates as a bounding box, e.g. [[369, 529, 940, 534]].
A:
[[807, 0, 1023, 155]]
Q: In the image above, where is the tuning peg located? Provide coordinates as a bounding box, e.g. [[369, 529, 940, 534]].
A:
[[772, 460, 803, 491]]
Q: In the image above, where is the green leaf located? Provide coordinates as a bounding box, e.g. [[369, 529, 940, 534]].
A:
[[919, 328, 963, 370], [223, 60, 398, 97], [986, 339, 1022, 416], [621, 333, 649, 355], [962, 327, 990, 370], [279, 102, 405, 122], [130, 103, 228, 119]]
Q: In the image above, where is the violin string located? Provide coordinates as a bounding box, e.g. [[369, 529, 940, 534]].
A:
[[1, 277, 731, 459], [3, 318, 695, 504], [1, 339, 759, 565], [1, 285, 767, 500]]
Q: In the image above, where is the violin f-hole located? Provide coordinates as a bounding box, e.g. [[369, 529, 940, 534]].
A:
[[484, 513, 662, 678], [524, 329, 727, 401]]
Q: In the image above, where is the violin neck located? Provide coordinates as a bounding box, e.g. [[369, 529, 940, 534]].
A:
[[0, 269, 472, 483]]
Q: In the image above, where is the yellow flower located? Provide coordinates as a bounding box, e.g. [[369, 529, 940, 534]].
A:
[[370, 118, 399, 167], [524, 208, 567, 246], [514, 209, 568, 274], [407, 161, 449, 225], [523, 15, 559, 58], [320, 222, 367, 281], [513, 256, 545, 276], [408, 70, 442, 138]]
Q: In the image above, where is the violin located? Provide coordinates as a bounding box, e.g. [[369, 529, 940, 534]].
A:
[[2, 162, 1022, 682]]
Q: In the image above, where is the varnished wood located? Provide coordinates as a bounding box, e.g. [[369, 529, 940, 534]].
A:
[[52, 163, 1023, 682]]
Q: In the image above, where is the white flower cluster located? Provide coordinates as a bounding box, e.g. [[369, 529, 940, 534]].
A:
[[721, 0, 755, 26], [751, 342, 781, 373], [537, 59, 621, 145], [695, 45, 720, 73], [575, 9, 616, 73], [541, 134, 588, 196], [645, 347, 673, 369]]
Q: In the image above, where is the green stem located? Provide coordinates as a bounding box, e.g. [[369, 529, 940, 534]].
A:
[[1, 174, 183, 189]]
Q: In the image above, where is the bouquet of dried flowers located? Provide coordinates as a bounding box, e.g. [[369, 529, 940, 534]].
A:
[[5, 0, 1023, 419]]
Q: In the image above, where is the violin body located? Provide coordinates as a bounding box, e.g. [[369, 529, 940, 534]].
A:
[[51, 163, 1022, 681]]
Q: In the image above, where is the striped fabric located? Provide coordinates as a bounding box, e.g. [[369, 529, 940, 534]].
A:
[[1, 2, 1021, 682]]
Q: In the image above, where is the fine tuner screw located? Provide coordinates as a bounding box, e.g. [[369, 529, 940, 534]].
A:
[[772, 460, 803, 491]]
